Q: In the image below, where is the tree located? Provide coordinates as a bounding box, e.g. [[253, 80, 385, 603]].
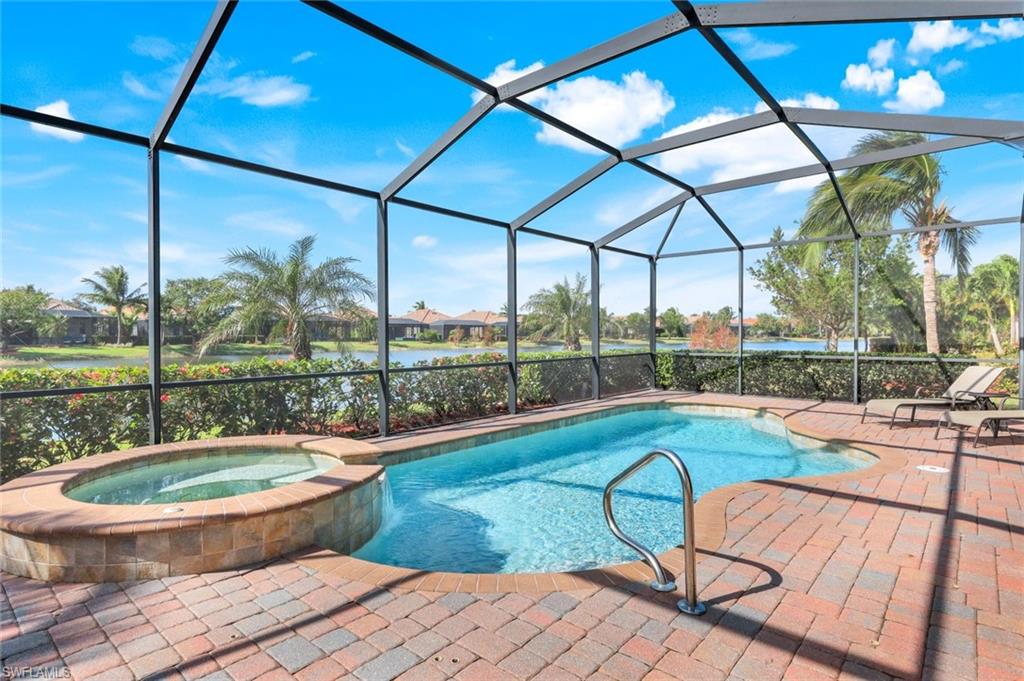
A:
[[624, 311, 649, 339], [80, 265, 146, 345], [414, 300, 426, 310], [798, 131, 974, 354], [198, 235, 374, 361], [660, 307, 687, 338], [161, 277, 227, 344], [525, 274, 589, 351], [0, 286, 49, 351], [448, 326, 466, 345], [689, 313, 736, 350], [971, 255, 1019, 354], [750, 229, 859, 351]]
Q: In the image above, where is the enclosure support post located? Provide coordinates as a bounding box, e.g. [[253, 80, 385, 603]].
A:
[[853, 238, 861, 404], [507, 228, 518, 414], [649, 257, 658, 388], [376, 199, 390, 437], [1018, 204, 1023, 405], [737, 249, 744, 396], [147, 149, 162, 445], [591, 245, 601, 400]]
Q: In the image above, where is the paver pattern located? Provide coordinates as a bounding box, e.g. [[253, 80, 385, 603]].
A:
[[2, 393, 1021, 680]]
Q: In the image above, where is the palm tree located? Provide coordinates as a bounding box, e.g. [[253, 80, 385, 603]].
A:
[[413, 300, 426, 310], [970, 254, 1019, 355], [798, 131, 974, 354], [524, 274, 589, 351], [198, 235, 374, 360], [81, 265, 146, 345]]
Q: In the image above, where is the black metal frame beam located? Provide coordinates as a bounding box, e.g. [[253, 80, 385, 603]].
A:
[[692, 1, 1022, 27], [151, 0, 236, 148]]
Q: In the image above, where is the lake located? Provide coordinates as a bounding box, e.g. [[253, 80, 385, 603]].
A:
[[9, 339, 856, 370]]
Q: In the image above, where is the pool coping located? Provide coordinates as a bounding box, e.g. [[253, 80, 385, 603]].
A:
[[291, 391, 908, 593], [0, 434, 383, 537]]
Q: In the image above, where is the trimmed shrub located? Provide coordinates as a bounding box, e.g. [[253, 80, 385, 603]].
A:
[[655, 350, 1019, 403]]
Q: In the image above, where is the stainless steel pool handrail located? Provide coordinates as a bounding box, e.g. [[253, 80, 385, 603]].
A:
[[603, 448, 706, 616]]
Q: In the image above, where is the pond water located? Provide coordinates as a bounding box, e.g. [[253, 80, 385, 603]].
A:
[[9, 339, 855, 370]]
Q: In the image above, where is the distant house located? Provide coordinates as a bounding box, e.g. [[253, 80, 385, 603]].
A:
[[390, 308, 447, 340], [729, 317, 758, 331], [42, 300, 109, 343], [431, 310, 507, 340], [311, 306, 377, 341], [386, 317, 428, 340]]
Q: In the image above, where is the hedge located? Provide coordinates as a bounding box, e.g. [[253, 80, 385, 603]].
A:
[[0, 352, 594, 481], [2, 349, 1018, 481], [655, 350, 1019, 403]]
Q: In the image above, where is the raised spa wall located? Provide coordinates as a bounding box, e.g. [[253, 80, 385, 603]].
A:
[[0, 436, 386, 582]]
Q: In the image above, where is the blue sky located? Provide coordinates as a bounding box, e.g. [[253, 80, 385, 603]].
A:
[[2, 1, 1022, 320]]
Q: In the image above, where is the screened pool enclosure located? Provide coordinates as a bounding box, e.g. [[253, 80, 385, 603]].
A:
[[2, 0, 1022, 446]]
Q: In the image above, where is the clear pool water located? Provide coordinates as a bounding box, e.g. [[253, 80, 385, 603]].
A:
[[66, 449, 340, 505], [354, 408, 870, 573]]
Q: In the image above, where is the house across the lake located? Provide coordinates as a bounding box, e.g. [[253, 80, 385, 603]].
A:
[[42, 299, 110, 344], [385, 308, 507, 341]]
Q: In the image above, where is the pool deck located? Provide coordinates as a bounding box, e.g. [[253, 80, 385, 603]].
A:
[[2, 392, 1022, 681]]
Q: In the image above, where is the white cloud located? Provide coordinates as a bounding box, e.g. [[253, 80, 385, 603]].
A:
[[29, 100, 85, 142], [323, 194, 368, 225], [291, 50, 317, 64], [198, 74, 311, 107], [908, 21, 972, 54], [473, 60, 674, 153], [395, 139, 415, 159], [972, 18, 1024, 48], [867, 38, 897, 68], [884, 70, 945, 113], [842, 63, 895, 95], [936, 59, 965, 76], [725, 29, 797, 61], [177, 155, 216, 174], [411, 235, 438, 249], [534, 71, 674, 152], [774, 93, 840, 110], [1, 164, 74, 187], [653, 96, 835, 189], [122, 73, 163, 100], [225, 209, 306, 237], [471, 59, 546, 105], [129, 35, 178, 61], [119, 211, 148, 225]]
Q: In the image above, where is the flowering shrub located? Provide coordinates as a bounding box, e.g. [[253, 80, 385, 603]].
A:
[[0, 352, 592, 480]]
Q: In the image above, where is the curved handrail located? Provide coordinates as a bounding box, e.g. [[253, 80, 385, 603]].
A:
[[603, 448, 706, 615]]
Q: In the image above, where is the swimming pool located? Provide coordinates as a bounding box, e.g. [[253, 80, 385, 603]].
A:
[[354, 406, 871, 573]]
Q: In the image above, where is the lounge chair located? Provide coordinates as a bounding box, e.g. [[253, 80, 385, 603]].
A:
[[860, 365, 1006, 427], [935, 397, 1024, 446]]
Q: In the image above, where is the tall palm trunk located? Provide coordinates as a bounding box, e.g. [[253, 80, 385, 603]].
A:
[[291, 322, 312, 361], [1010, 300, 1019, 350], [919, 231, 941, 354], [986, 318, 1005, 357], [114, 306, 123, 345]]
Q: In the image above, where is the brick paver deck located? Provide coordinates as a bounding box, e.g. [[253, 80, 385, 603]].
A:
[[2, 394, 1022, 680]]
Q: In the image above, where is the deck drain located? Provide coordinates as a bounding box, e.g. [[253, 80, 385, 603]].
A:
[[916, 464, 949, 474], [162, 506, 185, 513]]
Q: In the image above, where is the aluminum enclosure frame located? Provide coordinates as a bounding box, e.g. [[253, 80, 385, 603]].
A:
[[2, 0, 1022, 441]]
